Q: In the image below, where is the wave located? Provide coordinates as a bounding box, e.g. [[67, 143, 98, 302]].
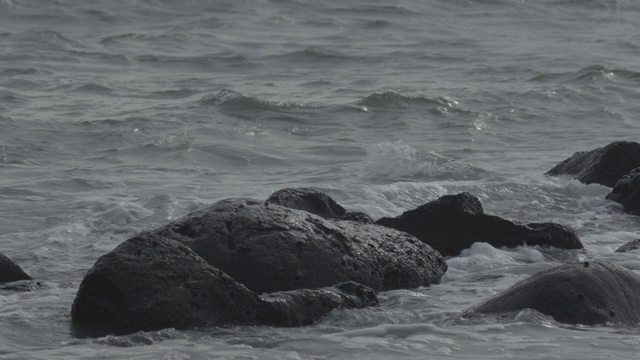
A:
[[528, 65, 640, 85], [356, 91, 459, 109], [198, 89, 309, 112], [361, 141, 489, 181], [268, 47, 356, 64]]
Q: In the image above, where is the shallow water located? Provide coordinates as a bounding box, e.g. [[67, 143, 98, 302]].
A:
[[2, 0, 640, 358]]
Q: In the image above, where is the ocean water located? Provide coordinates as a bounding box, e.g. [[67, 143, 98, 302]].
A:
[[2, 0, 640, 358]]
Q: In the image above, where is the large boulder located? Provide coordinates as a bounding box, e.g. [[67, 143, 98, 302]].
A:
[[71, 234, 379, 336], [153, 198, 447, 294], [545, 141, 640, 187], [606, 168, 640, 214], [71, 233, 264, 335], [267, 188, 373, 223], [375, 192, 583, 257], [0, 253, 32, 284], [471, 262, 640, 325], [615, 239, 640, 253]]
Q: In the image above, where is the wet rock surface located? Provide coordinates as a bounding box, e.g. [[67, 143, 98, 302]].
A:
[[375, 192, 582, 257], [267, 188, 373, 223], [615, 239, 640, 253], [71, 234, 379, 336], [259, 281, 379, 327], [471, 262, 640, 326], [545, 141, 640, 187], [606, 168, 640, 214], [71, 234, 264, 336], [0, 253, 33, 284], [154, 198, 447, 294]]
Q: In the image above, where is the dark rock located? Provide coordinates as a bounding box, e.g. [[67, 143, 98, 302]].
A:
[[71, 233, 264, 336], [545, 141, 640, 187], [154, 198, 447, 294], [267, 188, 373, 223], [615, 239, 640, 253], [375, 192, 583, 257], [259, 281, 379, 327], [72, 234, 379, 336], [0, 253, 33, 284], [606, 168, 640, 214], [470, 262, 640, 325]]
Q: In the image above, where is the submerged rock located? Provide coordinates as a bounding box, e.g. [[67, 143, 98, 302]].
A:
[[259, 281, 379, 327], [615, 239, 640, 253], [606, 168, 640, 214], [267, 188, 373, 223], [154, 198, 446, 294], [545, 141, 640, 187], [72, 234, 378, 336], [0, 253, 33, 284], [375, 192, 583, 257], [471, 262, 640, 325]]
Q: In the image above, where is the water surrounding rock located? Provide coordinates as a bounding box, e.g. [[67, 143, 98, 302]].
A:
[[545, 141, 640, 187], [0, 253, 33, 284], [470, 262, 640, 326], [615, 239, 640, 253], [267, 188, 373, 223], [154, 198, 447, 294], [375, 192, 583, 257], [606, 168, 640, 214]]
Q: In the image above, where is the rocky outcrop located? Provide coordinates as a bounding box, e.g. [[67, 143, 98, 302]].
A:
[[615, 239, 640, 253], [606, 168, 640, 214], [0, 253, 33, 284], [545, 141, 640, 187], [471, 262, 640, 325], [375, 192, 583, 257], [153, 198, 447, 294], [267, 188, 373, 223], [71, 233, 379, 336]]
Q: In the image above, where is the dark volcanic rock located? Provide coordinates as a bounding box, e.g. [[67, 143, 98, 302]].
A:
[[259, 281, 379, 327], [72, 234, 379, 336], [0, 253, 33, 284], [606, 168, 640, 214], [267, 188, 373, 223], [471, 262, 640, 325], [615, 239, 640, 253], [71, 233, 264, 335], [375, 192, 583, 257], [545, 141, 640, 187], [154, 198, 447, 294]]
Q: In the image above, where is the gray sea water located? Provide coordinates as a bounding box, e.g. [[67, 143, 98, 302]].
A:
[[2, 0, 640, 358]]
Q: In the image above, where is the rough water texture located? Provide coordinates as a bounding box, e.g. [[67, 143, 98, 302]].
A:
[[153, 198, 447, 293], [3, 0, 640, 358]]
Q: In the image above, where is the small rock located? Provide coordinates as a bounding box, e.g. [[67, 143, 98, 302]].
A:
[[606, 168, 640, 214], [0, 253, 33, 284], [545, 141, 640, 187], [267, 188, 373, 223], [375, 192, 582, 257]]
